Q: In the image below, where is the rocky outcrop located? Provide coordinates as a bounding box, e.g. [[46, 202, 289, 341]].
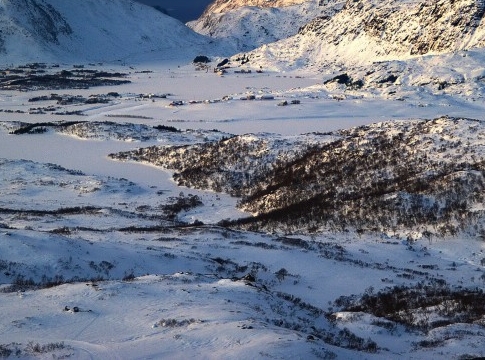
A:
[[298, 0, 485, 59]]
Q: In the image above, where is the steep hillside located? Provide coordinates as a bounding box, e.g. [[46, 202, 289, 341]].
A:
[[201, 0, 309, 15], [0, 0, 213, 64], [297, 0, 485, 61], [189, 0, 342, 52], [112, 117, 485, 238], [243, 0, 485, 69]]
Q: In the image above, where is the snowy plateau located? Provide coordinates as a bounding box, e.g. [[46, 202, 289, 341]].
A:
[[1, 0, 485, 359]]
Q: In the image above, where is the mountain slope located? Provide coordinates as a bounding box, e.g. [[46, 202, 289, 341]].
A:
[[201, 0, 309, 15], [0, 0, 214, 64], [189, 0, 342, 52], [297, 0, 485, 62], [242, 0, 485, 69]]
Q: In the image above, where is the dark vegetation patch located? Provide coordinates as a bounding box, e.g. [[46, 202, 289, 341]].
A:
[[8, 121, 184, 142], [0, 341, 70, 358], [0, 109, 26, 114], [89, 260, 114, 275], [9, 121, 86, 134], [160, 193, 203, 220], [106, 114, 154, 119], [0, 206, 101, 216], [110, 116, 485, 236], [153, 124, 181, 133], [110, 134, 309, 198], [268, 313, 378, 353], [0, 65, 130, 91], [116, 221, 212, 233], [230, 240, 278, 250], [0, 274, 105, 293], [334, 280, 485, 332], [156, 318, 202, 328], [27, 92, 123, 114], [274, 236, 311, 249]]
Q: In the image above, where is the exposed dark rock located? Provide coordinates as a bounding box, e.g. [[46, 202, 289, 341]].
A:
[[193, 55, 210, 63]]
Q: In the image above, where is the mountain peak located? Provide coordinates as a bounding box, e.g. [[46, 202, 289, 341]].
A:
[[190, 0, 336, 52], [202, 0, 309, 15]]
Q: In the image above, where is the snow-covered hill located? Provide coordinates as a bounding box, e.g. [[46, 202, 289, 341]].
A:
[[239, 0, 485, 69], [1, 58, 485, 358], [189, 0, 342, 52], [2, 121, 485, 359], [0, 0, 214, 64], [191, 0, 485, 77], [292, 0, 485, 63], [111, 116, 485, 238], [201, 0, 309, 15], [3, 118, 485, 358]]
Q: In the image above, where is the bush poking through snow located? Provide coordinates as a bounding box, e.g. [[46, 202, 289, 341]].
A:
[[0, 344, 12, 358], [25, 341, 66, 354], [122, 270, 136, 282], [155, 318, 201, 328], [336, 280, 485, 333], [193, 55, 210, 64], [160, 193, 203, 220]]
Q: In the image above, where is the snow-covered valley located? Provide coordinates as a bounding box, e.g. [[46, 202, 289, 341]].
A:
[[1, 0, 485, 358], [0, 60, 484, 359]]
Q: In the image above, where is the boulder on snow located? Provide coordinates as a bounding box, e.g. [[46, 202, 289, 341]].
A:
[[216, 58, 229, 68], [193, 55, 210, 64]]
